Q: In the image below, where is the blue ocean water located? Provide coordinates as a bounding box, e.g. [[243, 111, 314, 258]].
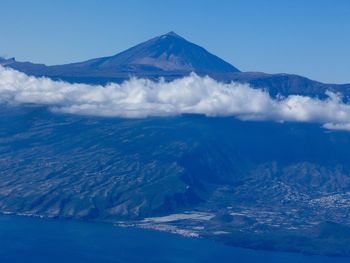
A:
[[0, 214, 348, 263]]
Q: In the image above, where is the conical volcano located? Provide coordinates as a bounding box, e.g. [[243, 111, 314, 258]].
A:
[[58, 31, 240, 74]]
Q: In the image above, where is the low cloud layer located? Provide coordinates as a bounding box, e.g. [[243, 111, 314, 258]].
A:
[[0, 66, 350, 131]]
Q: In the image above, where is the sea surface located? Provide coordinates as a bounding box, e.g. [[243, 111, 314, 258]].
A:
[[0, 214, 348, 263]]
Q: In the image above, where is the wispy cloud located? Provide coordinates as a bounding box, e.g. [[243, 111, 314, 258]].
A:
[[0, 66, 349, 131]]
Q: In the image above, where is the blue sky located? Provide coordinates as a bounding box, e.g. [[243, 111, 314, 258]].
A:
[[1, 0, 349, 83]]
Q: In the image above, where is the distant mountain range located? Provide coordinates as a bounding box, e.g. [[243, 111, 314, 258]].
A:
[[1, 32, 349, 96]]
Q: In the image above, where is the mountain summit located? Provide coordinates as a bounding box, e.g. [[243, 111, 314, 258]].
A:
[[57, 31, 240, 74]]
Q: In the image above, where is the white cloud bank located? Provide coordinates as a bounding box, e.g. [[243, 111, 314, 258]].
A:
[[0, 66, 350, 131]]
